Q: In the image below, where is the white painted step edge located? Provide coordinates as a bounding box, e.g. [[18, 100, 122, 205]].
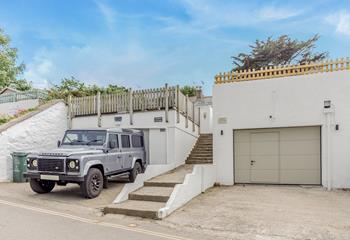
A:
[[158, 164, 216, 219], [113, 161, 185, 204]]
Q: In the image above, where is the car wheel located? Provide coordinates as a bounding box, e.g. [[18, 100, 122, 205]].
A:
[[129, 162, 142, 183], [80, 168, 103, 199], [30, 179, 55, 194]]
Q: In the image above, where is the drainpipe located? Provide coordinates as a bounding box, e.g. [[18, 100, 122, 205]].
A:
[[323, 100, 334, 191]]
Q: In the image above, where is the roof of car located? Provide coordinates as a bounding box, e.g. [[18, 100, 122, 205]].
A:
[[68, 128, 142, 133]]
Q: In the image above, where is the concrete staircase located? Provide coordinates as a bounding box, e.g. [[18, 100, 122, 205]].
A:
[[105, 165, 193, 219], [186, 134, 213, 164]]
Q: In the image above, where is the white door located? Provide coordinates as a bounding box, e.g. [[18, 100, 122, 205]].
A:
[[234, 126, 321, 185]]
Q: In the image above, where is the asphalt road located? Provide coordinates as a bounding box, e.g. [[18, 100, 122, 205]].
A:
[[0, 199, 190, 240]]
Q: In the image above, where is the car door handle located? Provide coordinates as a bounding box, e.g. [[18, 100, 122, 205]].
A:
[[117, 156, 122, 159], [129, 155, 132, 158], [250, 160, 256, 165]]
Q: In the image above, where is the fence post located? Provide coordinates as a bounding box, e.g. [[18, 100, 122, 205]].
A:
[[165, 83, 169, 123], [97, 92, 101, 127], [192, 102, 195, 132], [68, 95, 72, 129], [176, 85, 180, 123], [185, 94, 189, 128], [198, 106, 201, 134], [129, 88, 133, 125]]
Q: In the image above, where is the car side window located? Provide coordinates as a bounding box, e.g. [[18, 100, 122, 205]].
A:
[[132, 135, 144, 148], [108, 134, 119, 149], [121, 135, 130, 148]]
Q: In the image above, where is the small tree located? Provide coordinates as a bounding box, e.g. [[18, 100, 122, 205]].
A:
[[232, 35, 328, 71], [47, 77, 127, 100], [180, 85, 200, 97], [0, 28, 30, 90]]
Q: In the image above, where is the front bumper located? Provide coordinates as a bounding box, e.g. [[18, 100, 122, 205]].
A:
[[23, 172, 84, 182]]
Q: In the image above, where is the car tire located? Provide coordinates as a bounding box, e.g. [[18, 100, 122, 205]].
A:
[[129, 162, 142, 183], [30, 179, 55, 194], [80, 168, 104, 199]]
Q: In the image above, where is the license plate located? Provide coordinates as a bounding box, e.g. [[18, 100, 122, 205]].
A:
[[40, 175, 59, 181]]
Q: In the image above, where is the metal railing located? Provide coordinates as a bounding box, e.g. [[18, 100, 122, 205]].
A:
[[0, 90, 47, 104]]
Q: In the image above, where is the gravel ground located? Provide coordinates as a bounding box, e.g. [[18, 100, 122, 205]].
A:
[[156, 185, 350, 240]]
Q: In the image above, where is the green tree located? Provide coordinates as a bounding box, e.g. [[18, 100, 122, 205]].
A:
[[0, 28, 30, 90], [180, 85, 200, 97], [232, 35, 328, 71], [47, 77, 127, 100]]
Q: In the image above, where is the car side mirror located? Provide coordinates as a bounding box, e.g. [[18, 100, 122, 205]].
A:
[[57, 140, 61, 147]]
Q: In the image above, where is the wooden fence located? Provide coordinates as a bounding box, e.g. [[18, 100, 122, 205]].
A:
[[0, 90, 47, 104], [215, 58, 350, 84], [68, 85, 199, 127]]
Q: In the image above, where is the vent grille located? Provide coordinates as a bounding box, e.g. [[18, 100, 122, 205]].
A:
[[38, 159, 64, 172]]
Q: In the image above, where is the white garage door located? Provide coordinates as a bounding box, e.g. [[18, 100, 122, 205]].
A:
[[234, 126, 321, 185]]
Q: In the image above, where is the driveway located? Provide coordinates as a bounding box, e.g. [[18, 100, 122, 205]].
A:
[[158, 185, 350, 240], [0, 176, 128, 217]]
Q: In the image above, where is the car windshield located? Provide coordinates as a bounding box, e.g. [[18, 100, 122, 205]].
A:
[[62, 130, 106, 146]]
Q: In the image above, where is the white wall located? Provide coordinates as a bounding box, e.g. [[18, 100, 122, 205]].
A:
[[0, 99, 40, 116], [72, 110, 199, 167], [213, 70, 350, 189], [0, 102, 68, 181], [159, 164, 216, 219]]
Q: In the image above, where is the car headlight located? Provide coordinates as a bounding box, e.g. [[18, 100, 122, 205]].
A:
[[69, 160, 76, 169], [32, 159, 38, 167], [67, 160, 79, 171], [27, 158, 38, 169]]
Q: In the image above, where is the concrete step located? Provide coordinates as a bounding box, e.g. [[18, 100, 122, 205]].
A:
[[193, 145, 213, 150], [144, 164, 193, 187], [129, 186, 173, 202], [187, 156, 213, 160], [196, 142, 212, 145], [104, 200, 165, 219], [189, 152, 213, 156]]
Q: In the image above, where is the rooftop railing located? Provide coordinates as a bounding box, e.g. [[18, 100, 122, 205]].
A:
[[215, 58, 350, 84]]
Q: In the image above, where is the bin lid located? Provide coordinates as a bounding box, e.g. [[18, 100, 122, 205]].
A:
[[11, 152, 28, 157]]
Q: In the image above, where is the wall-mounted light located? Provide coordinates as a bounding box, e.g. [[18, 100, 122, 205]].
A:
[[324, 100, 331, 109]]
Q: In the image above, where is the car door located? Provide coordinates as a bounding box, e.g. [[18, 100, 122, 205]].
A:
[[107, 133, 122, 172], [120, 134, 133, 170]]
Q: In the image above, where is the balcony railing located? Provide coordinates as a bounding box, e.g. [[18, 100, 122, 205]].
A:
[[68, 85, 200, 128], [215, 58, 350, 84]]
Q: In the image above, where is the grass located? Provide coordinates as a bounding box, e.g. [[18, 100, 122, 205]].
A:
[[0, 108, 36, 126]]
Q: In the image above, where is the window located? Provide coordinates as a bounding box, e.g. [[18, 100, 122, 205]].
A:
[[121, 135, 130, 148], [62, 130, 106, 146], [132, 135, 144, 148], [108, 134, 118, 149]]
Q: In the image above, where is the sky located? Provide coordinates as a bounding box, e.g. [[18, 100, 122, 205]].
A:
[[0, 0, 350, 95]]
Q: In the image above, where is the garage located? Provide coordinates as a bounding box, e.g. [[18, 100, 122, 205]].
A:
[[234, 126, 321, 185]]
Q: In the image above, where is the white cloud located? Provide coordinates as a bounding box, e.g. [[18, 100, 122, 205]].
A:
[[24, 49, 54, 89], [326, 11, 350, 36], [258, 6, 303, 21], [95, 0, 116, 30]]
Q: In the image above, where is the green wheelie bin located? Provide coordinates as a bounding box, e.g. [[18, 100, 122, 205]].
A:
[[11, 152, 28, 182]]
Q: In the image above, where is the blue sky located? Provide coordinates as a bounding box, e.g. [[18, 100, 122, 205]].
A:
[[1, 0, 350, 95]]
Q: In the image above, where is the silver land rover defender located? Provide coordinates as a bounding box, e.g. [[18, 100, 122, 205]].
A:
[[24, 128, 147, 199]]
